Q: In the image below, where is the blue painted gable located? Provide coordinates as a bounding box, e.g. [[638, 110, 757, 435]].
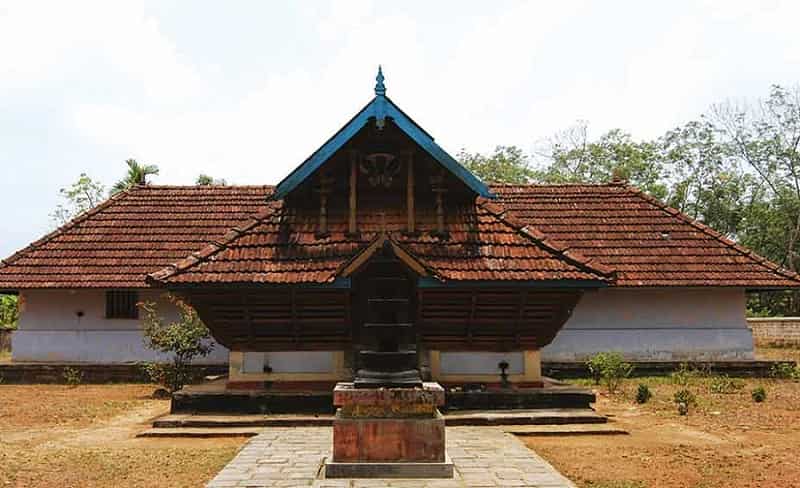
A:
[[272, 69, 493, 200]]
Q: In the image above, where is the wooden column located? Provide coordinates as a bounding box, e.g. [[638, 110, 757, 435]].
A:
[[406, 151, 415, 233], [430, 169, 447, 235], [348, 151, 358, 235], [316, 171, 334, 237]]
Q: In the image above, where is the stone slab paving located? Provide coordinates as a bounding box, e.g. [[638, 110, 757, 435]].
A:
[[207, 427, 575, 488]]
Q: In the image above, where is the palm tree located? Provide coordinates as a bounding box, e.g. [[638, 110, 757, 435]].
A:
[[111, 159, 160, 195]]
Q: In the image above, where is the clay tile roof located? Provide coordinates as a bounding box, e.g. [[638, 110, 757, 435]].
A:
[[2, 183, 799, 289], [149, 197, 612, 285], [0, 185, 273, 289], [490, 182, 800, 288]]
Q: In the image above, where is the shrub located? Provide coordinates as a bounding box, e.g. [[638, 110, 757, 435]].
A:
[[63, 367, 83, 387], [635, 383, 652, 404], [139, 294, 214, 393], [709, 375, 744, 394], [751, 386, 767, 403], [586, 352, 634, 393], [670, 362, 708, 385], [673, 388, 696, 415], [770, 363, 800, 381]]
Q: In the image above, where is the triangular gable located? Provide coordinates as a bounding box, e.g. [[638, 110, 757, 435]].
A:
[[272, 67, 493, 200], [337, 233, 439, 279]]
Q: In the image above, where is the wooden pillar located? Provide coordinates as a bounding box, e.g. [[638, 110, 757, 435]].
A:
[[430, 169, 447, 235], [406, 151, 415, 233], [316, 171, 334, 237], [348, 151, 358, 234]]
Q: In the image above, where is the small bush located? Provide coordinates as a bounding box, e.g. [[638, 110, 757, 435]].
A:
[[139, 294, 214, 392], [670, 362, 708, 385], [141, 362, 193, 394], [635, 383, 652, 404], [62, 367, 83, 388], [586, 352, 634, 393], [673, 388, 696, 415], [709, 375, 744, 394], [751, 386, 767, 403], [770, 363, 800, 381]]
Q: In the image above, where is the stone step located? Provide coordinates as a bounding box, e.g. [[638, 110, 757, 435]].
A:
[[137, 427, 262, 438], [153, 413, 332, 428], [444, 408, 607, 426], [152, 408, 606, 431], [504, 423, 627, 436]]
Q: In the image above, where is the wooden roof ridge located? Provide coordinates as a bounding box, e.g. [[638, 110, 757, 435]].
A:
[[621, 184, 800, 285], [475, 196, 615, 280], [147, 200, 284, 284], [0, 185, 140, 270]]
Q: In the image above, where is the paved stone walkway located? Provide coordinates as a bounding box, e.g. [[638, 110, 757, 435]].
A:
[[207, 427, 575, 487]]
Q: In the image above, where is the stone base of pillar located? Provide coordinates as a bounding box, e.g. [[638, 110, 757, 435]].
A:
[[324, 382, 453, 479]]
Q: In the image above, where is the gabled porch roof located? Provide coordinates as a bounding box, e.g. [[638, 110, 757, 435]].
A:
[[272, 67, 493, 200]]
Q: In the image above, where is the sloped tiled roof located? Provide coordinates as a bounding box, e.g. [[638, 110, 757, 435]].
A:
[[2, 183, 799, 289], [0, 186, 271, 288], [149, 197, 612, 284], [492, 183, 800, 287]]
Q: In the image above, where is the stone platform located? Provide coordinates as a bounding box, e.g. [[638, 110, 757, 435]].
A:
[[171, 377, 596, 414]]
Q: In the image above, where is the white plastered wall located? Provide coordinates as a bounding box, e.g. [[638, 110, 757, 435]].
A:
[[12, 289, 228, 363], [543, 287, 755, 361]]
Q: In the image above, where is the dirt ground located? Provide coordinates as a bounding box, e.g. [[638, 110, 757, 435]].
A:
[[524, 347, 800, 488], [0, 384, 247, 488]]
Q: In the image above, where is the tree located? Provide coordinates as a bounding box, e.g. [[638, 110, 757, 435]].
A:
[[710, 85, 800, 273], [458, 145, 535, 184], [139, 294, 214, 392], [659, 119, 758, 238], [535, 122, 668, 199], [196, 174, 227, 186], [111, 159, 159, 195], [0, 295, 18, 329], [50, 173, 105, 225]]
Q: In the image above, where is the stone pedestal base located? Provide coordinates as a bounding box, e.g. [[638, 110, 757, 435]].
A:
[[325, 454, 454, 479], [325, 382, 451, 479]]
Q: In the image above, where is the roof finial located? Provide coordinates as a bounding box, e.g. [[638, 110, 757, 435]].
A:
[[374, 65, 386, 96]]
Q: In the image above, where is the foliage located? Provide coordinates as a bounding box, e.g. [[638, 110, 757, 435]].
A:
[[770, 362, 800, 381], [50, 173, 105, 226], [139, 294, 214, 392], [458, 145, 535, 184], [635, 383, 652, 404], [670, 363, 699, 386], [751, 386, 767, 403], [586, 352, 634, 393], [62, 367, 83, 388], [196, 174, 228, 186], [111, 159, 160, 195], [709, 375, 744, 394], [673, 388, 696, 415], [535, 123, 668, 199], [0, 294, 19, 330]]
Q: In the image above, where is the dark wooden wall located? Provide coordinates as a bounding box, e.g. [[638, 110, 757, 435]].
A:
[[189, 286, 581, 353]]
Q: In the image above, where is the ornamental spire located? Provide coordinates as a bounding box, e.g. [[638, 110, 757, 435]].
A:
[[374, 65, 386, 96]]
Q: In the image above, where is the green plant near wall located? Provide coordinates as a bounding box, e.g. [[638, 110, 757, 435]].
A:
[[0, 295, 18, 330], [586, 352, 634, 393], [139, 294, 214, 393]]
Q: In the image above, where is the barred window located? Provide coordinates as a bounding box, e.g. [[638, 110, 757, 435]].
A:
[[105, 290, 139, 319]]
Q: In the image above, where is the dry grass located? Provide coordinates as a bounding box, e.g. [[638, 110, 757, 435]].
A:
[[524, 346, 800, 488], [0, 384, 246, 488], [0, 350, 10, 363]]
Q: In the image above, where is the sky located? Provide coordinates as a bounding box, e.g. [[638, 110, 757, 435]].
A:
[[2, 0, 800, 258]]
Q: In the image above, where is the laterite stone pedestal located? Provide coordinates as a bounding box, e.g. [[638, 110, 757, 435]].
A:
[[324, 382, 453, 479]]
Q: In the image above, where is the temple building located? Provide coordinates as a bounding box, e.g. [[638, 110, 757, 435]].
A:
[[2, 69, 799, 390]]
